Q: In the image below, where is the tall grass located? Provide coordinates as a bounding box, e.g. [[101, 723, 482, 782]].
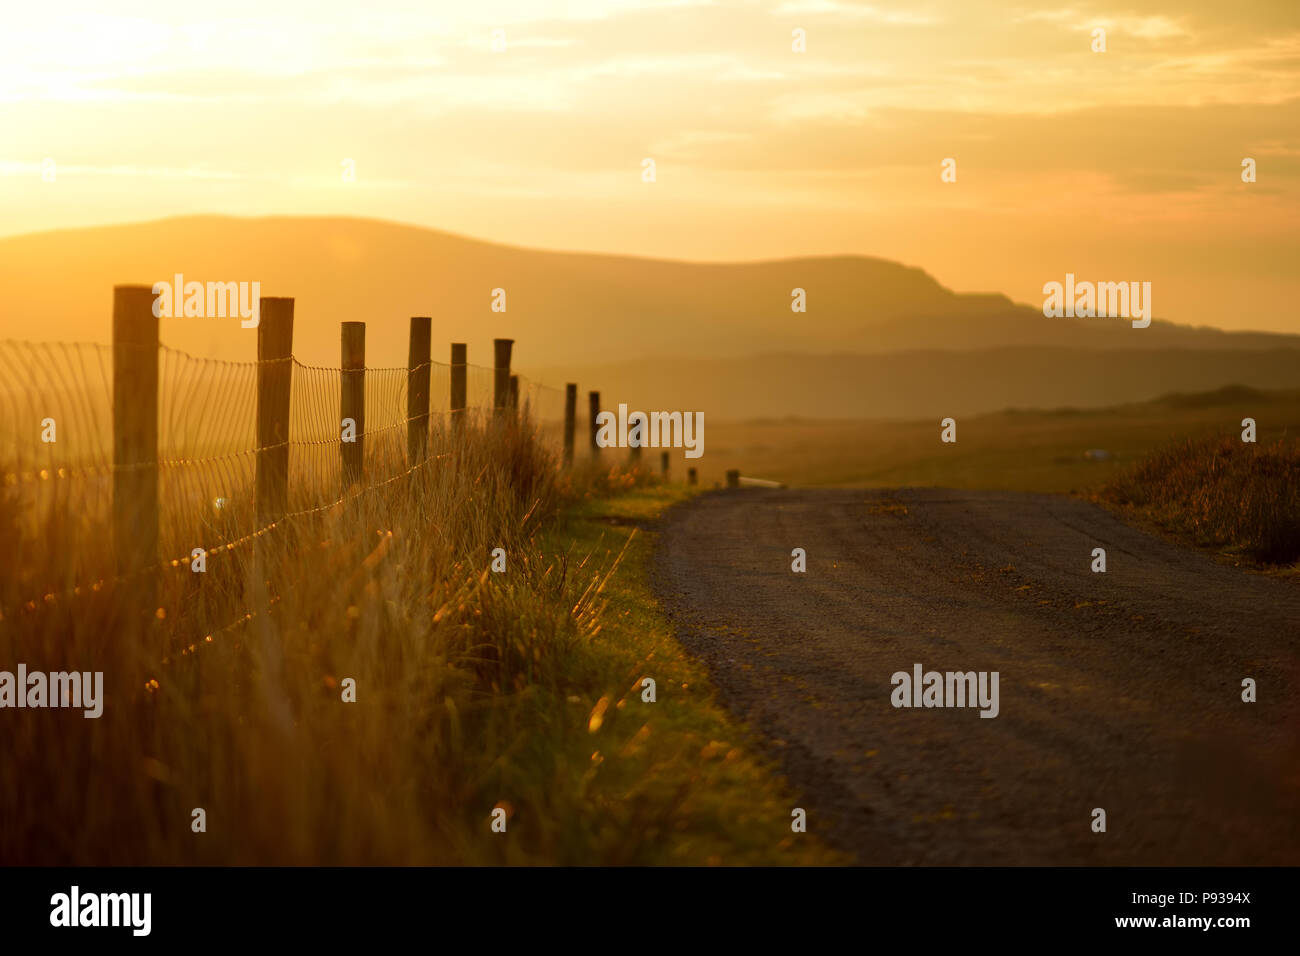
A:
[[1101, 435, 1300, 565], [0, 415, 657, 864]]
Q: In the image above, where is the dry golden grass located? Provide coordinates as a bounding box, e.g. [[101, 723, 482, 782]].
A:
[[0, 416, 837, 865], [0, 416, 571, 863], [1100, 435, 1300, 566]]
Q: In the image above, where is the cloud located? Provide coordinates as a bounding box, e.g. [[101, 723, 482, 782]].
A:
[[1081, 15, 1188, 38], [771, 1, 939, 24], [0, 160, 241, 180]]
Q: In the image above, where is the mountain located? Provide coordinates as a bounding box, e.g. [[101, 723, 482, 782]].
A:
[[3, 215, 1298, 420], [0, 215, 1294, 374]]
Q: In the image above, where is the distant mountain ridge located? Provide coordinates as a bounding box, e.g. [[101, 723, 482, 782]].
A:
[[0, 215, 1294, 372]]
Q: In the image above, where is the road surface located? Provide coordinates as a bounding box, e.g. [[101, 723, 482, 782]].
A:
[[652, 488, 1300, 864]]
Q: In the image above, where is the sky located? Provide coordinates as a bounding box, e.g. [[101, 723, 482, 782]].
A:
[[2, 0, 1298, 332]]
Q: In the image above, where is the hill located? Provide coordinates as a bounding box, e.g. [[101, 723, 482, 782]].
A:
[[1, 215, 1294, 375]]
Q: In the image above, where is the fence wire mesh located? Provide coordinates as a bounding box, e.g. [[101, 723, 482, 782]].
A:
[[0, 339, 568, 625]]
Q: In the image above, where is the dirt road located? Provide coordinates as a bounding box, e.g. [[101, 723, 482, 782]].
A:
[[652, 488, 1300, 864]]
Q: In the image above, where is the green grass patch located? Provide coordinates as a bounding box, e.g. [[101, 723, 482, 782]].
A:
[[513, 483, 845, 864]]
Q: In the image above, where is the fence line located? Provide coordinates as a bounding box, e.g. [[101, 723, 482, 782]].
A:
[[0, 289, 589, 629]]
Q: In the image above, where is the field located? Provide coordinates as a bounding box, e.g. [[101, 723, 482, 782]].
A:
[[690, 386, 1300, 494]]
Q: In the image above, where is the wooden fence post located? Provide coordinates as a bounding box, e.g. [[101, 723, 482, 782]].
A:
[[509, 374, 519, 412], [660, 451, 670, 477], [493, 338, 513, 420], [688, 467, 698, 486], [588, 391, 601, 456], [256, 297, 294, 526], [407, 316, 431, 466], [450, 343, 467, 434], [341, 321, 365, 488], [563, 384, 576, 466], [726, 469, 740, 488], [112, 285, 159, 609]]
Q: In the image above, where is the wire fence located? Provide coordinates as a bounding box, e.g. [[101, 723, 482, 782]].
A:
[[0, 337, 568, 626]]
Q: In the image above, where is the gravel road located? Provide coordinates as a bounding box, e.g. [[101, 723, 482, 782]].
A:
[[652, 488, 1300, 864]]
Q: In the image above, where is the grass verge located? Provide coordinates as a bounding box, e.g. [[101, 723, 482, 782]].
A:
[[528, 483, 844, 864], [1097, 434, 1300, 567]]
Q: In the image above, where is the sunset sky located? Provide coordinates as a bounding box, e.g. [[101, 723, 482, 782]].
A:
[[2, 0, 1297, 332]]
